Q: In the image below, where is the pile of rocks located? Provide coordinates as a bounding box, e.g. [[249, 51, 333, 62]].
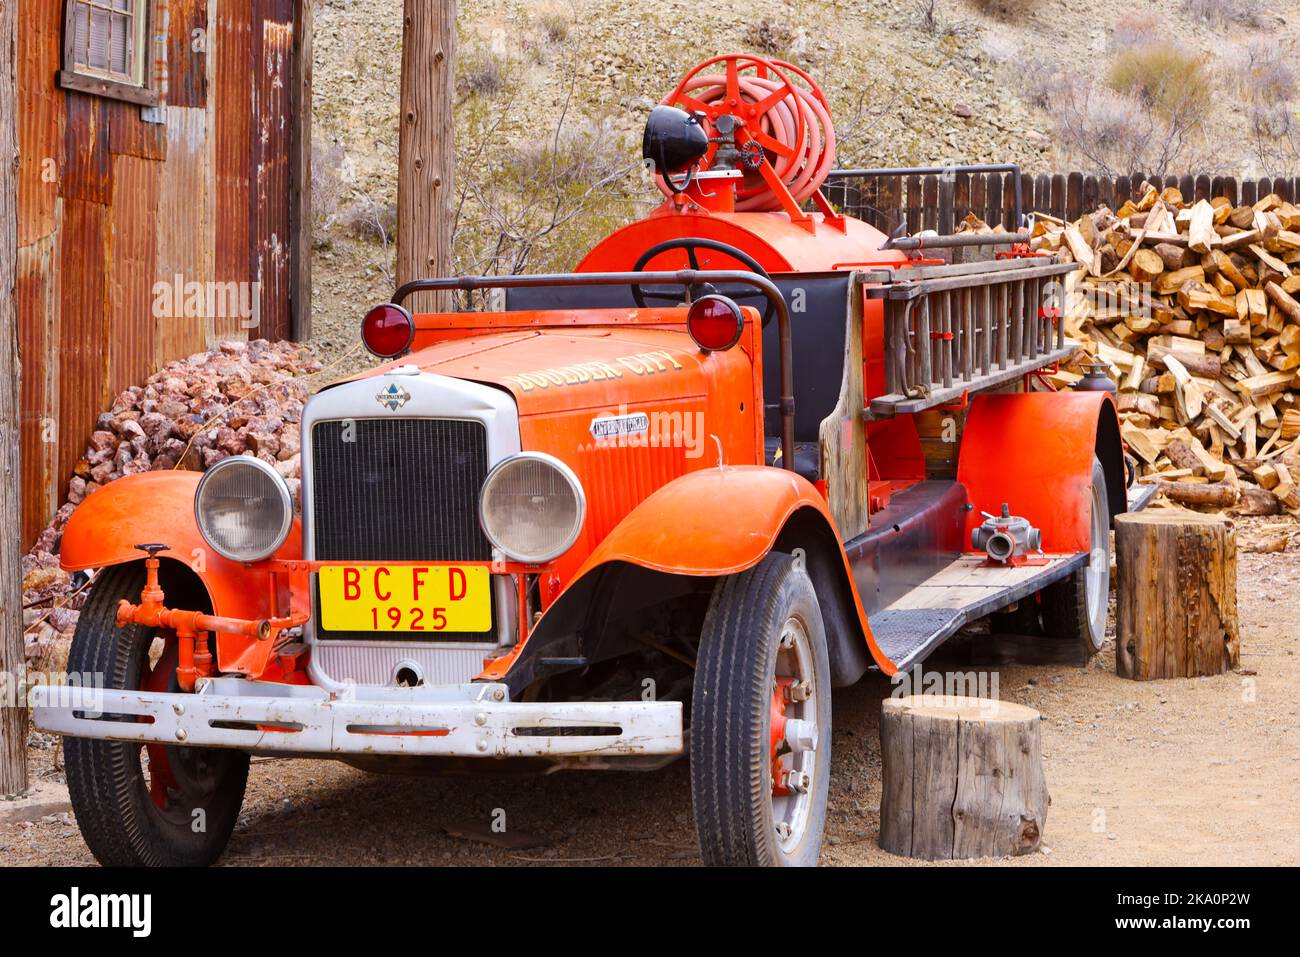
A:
[[22, 339, 321, 667]]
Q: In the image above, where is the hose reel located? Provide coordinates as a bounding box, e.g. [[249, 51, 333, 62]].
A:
[[652, 53, 837, 213]]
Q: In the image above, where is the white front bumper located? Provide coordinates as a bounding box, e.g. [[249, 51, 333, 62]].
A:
[[29, 680, 683, 759]]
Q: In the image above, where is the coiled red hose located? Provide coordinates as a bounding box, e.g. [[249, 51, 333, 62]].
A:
[[659, 60, 836, 212]]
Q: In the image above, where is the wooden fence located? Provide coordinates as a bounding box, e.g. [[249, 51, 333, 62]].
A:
[[825, 171, 1300, 235]]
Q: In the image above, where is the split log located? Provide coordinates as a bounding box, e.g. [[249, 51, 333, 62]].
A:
[[1233, 485, 1283, 515], [880, 696, 1049, 860], [1157, 480, 1238, 507], [1281, 408, 1300, 440], [1266, 281, 1300, 325], [1154, 242, 1188, 270], [1114, 513, 1239, 680], [1147, 344, 1221, 377], [1129, 248, 1164, 282], [1187, 199, 1218, 253]]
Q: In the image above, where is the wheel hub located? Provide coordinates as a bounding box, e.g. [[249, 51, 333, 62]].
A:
[[769, 618, 819, 852]]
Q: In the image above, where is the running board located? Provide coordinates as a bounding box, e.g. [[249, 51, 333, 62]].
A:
[[868, 553, 1087, 671]]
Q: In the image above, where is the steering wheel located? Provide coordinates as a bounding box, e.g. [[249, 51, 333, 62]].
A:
[[630, 237, 779, 327]]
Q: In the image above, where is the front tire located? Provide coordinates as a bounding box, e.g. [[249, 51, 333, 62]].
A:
[[690, 552, 831, 867], [64, 564, 249, 866], [1041, 456, 1111, 657]]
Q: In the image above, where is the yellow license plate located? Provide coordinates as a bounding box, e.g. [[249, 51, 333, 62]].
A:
[[318, 565, 492, 633]]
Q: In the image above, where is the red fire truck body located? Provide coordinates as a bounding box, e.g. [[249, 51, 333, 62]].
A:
[[32, 54, 1145, 867]]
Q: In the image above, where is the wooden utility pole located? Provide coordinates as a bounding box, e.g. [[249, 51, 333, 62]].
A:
[[397, 0, 456, 314], [1, 0, 28, 797], [289, 0, 314, 341]]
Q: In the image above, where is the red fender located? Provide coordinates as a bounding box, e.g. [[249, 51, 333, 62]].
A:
[[569, 465, 891, 671], [957, 391, 1124, 553], [59, 471, 304, 674]]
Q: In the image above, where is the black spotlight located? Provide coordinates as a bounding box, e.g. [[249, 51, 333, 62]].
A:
[[642, 105, 709, 176]]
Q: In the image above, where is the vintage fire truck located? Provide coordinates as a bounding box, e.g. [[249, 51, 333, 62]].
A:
[[33, 54, 1146, 867]]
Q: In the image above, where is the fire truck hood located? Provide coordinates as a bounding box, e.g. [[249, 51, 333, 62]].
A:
[[355, 323, 736, 416]]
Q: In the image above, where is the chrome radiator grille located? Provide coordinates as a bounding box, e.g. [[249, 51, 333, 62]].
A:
[[310, 418, 494, 642]]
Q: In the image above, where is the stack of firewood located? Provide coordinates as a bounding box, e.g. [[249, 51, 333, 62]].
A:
[[1032, 183, 1300, 517]]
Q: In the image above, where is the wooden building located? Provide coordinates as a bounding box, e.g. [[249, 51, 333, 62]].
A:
[[13, 0, 312, 546]]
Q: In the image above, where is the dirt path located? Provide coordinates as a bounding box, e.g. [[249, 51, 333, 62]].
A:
[[4, 531, 1297, 867]]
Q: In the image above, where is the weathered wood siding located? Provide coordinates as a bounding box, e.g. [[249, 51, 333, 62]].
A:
[[15, 0, 310, 546]]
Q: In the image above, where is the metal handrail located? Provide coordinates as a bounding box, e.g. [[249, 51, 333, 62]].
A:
[[392, 270, 797, 472]]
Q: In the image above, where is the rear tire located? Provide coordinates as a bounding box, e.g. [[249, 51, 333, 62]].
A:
[[690, 552, 831, 867], [1041, 457, 1111, 657], [988, 597, 1042, 636], [64, 564, 249, 867]]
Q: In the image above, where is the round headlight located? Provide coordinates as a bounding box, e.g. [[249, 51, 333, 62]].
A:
[[194, 456, 294, 563], [479, 453, 586, 564]]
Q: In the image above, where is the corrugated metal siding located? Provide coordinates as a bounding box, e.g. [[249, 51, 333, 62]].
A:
[[155, 105, 211, 364], [16, 228, 62, 541], [167, 0, 210, 108], [15, 1, 305, 546], [16, 0, 63, 247], [62, 93, 113, 206], [255, 16, 293, 342], [107, 97, 167, 161], [213, 3, 253, 342], [108, 155, 160, 398], [57, 198, 110, 505]]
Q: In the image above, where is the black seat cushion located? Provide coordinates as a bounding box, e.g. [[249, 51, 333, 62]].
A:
[[764, 438, 821, 483]]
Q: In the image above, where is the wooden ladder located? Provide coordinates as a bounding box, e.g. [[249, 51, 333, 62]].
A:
[[861, 257, 1081, 417]]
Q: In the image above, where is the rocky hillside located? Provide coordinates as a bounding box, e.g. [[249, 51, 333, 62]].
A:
[[308, 0, 1297, 367]]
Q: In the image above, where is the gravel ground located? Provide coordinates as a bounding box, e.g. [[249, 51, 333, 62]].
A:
[[4, 517, 1296, 867]]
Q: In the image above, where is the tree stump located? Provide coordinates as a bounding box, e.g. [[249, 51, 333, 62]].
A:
[[879, 696, 1049, 860], [1114, 512, 1239, 680]]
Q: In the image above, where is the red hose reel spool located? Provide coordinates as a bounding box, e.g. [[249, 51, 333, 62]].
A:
[[657, 53, 837, 213]]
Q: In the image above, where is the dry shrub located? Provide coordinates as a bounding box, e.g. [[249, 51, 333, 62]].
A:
[[911, 0, 942, 34], [509, 117, 630, 189], [345, 196, 398, 245], [1050, 76, 1209, 177], [538, 12, 571, 46], [311, 141, 350, 239], [1111, 14, 1162, 52], [453, 83, 644, 306], [980, 32, 1018, 65], [1182, 0, 1265, 28], [743, 19, 795, 54], [1232, 40, 1298, 103], [1231, 40, 1300, 173], [457, 47, 509, 100], [964, 0, 1034, 20], [1107, 44, 1212, 118]]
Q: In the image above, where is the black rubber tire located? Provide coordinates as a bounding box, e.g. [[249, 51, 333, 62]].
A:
[[988, 597, 1042, 636], [64, 563, 249, 867], [690, 552, 831, 867], [1041, 457, 1111, 657]]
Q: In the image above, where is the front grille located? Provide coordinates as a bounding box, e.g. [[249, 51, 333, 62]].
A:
[[310, 418, 494, 643]]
